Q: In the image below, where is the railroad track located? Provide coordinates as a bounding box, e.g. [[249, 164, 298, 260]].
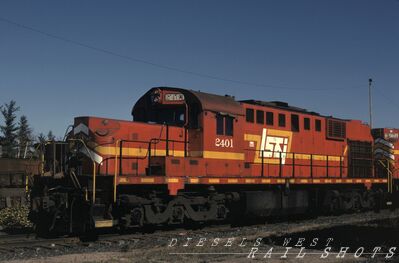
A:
[[0, 209, 397, 261], [0, 233, 33, 244], [0, 236, 80, 253]]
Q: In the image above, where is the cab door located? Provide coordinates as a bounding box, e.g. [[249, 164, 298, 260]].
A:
[[202, 111, 244, 176]]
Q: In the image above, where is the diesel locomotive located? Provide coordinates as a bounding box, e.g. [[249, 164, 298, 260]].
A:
[[29, 87, 398, 236]]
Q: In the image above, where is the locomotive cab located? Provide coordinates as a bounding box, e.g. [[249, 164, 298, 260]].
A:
[[133, 90, 186, 126], [133, 87, 245, 175]]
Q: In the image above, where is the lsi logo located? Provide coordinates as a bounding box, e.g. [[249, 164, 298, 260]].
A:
[[260, 128, 289, 164]]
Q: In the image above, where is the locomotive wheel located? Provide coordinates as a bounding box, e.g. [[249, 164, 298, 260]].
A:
[[323, 191, 342, 214], [131, 207, 144, 226], [330, 195, 343, 214], [342, 193, 354, 211], [34, 211, 54, 238], [360, 191, 375, 210], [170, 205, 185, 224], [79, 220, 98, 242], [216, 204, 227, 220]]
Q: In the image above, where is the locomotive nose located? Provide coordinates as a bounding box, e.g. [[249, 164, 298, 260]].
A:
[[74, 123, 90, 136]]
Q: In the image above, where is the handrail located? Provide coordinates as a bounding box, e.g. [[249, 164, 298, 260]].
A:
[[244, 148, 347, 178], [95, 137, 187, 178], [92, 162, 96, 204], [39, 139, 96, 201], [114, 139, 120, 203], [378, 159, 394, 193], [67, 139, 97, 203], [117, 138, 187, 176]]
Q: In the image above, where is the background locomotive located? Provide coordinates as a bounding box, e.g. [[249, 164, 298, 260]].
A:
[[29, 87, 398, 236]]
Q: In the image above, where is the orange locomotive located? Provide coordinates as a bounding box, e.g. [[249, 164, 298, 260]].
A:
[[29, 87, 397, 235]]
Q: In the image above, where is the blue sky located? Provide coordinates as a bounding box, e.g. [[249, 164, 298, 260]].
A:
[[1, 0, 398, 137]]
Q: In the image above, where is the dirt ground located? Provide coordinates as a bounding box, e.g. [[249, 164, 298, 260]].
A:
[[3, 234, 385, 263], [6, 248, 365, 263], [5, 210, 399, 263]]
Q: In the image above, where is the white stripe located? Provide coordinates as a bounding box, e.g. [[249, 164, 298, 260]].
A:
[[80, 147, 103, 164], [374, 138, 394, 148], [74, 123, 89, 135], [374, 149, 395, 160], [260, 128, 267, 157]]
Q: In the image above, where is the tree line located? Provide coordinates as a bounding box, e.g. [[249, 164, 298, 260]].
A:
[[0, 100, 56, 158]]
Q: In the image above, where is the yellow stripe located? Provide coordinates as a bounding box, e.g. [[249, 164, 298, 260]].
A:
[[313, 155, 326, 161], [228, 179, 238, 183], [190, 178, 199, 183], [294, 154, 311, 160], [203, 151, 244, 160], [209, 178, 220, 183], [313, 179, 321, 183], [119, 177, 128, 183], [245, 179, 255, 183], [167, 178, 179, 183], [335, 179, 342, 183], [95, 220, 114, 228], [343, 146, 348, 156], [141, 178, 155, 183], [171, 151, 185, 157], [355, 179, 362, 183], [244, 134, 261, 141], [97, 145, 343, 162], [308, 155, 342, 161], [328, 156, 341, 161], [346, 179, 353, 183], [300, 179, 308, 183], [252, 153, 342, 164], [261, 179, 271, 183], [289, 179, 295, 183], [394, 150, 399, 155], [277, 179, 285, 183], [325, 179, 332, 183], [97, 146, 186, 157], [97, 146, 244, 160]]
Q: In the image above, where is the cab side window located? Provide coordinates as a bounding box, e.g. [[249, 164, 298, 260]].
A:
[[291, 114, 299, 132], [304, 117, 310, 130], [315, 119, 322, 132], [256, 110, 264, 124], [246, 108, 254, 123], [225, 116, 234, 136], [216, 114, 224, 135], [278, 114, 286, 127], [216, 114, 234, 136], [266, 112, 274, 125]]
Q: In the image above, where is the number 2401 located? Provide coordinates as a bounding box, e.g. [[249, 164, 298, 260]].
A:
[[215, 138, 233, 148]]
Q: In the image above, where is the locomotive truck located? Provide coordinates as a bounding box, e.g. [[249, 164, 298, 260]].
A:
[[29, 87, 398, 236]]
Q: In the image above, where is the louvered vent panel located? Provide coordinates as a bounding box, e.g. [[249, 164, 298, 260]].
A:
[[326, 119, 346, 140]]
